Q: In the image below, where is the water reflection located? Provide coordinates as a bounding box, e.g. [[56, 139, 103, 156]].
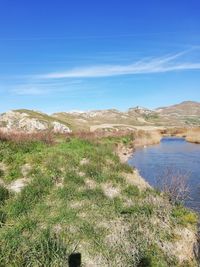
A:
[[128, 137, 200, 211]]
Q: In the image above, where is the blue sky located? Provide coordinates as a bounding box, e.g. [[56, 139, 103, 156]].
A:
[[0, 0, 200, 113]]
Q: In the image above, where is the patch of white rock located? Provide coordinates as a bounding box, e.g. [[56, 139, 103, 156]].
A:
[[0, 111, 71, 133]]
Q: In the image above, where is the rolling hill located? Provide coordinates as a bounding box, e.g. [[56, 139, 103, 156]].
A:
[[0, 101, 199, 132]]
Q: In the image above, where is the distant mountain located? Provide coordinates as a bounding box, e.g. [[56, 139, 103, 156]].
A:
[[53, 101, 200, 130], [156, 101, 200, 116], [52, 107, 158, 131], [156, 101, 200, 126], [0, 101, 199, 133]]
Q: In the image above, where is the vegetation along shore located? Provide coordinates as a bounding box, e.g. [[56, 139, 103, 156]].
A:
[[0, 130, 198, 266]]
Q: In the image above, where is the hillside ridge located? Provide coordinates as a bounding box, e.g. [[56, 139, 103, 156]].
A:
[[0, 101, 200, 132]]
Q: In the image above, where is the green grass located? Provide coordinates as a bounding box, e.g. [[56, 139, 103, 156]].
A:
[[123, 184, 140, 197], [0, 186, 9, 205], [137, 244, 177, 267], [185, 117, 200, 125], [121, 203, 154, 217], [171, 205, 198, 227], [7, 176, 53, 218], [0, 228, 70, 266], [0, 135, 198, 266]]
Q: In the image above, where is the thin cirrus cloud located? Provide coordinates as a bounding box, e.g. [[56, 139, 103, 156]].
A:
[[12, 86, 46, 95], [39, 51, 200, 79], [10, 50, 200, 96], [11, 80, 85, 95]]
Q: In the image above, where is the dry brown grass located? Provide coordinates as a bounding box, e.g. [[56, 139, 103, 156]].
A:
[[161, 127, 200, 144], [68, 129, 132, 140], [0, 128, 160, 147], [184, 128, 200, 144], [0, 130, 54, 144], [160, 127, 187, 136], [156, 168, 190, 204], [133, 130, 162, 148]]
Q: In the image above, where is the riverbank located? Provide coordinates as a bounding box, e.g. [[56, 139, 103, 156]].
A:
[[185, 128, 200, 144], [0, 132, 198, 266], [117, 133, 199, 265], [116, 129, 162, 163], [161, 127, 200, 144]]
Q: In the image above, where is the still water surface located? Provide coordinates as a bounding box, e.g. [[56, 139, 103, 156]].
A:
[[128, 137, 200, 211]]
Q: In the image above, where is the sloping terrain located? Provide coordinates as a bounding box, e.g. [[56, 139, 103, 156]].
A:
[[0, 133, 198, 266], [156, 101, 200, 126], [0, 109, 71, 133], [52, 107, 162, 131], [0, 101, 200, 133], [157, 101, 200, 116], [53, 101, 200, 131]]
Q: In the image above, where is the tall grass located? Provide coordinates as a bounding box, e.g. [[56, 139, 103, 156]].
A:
[[161, 127, 200, 144], [0, 229, 69, 266], [133, 130, 162, 148], [185, 128, 200, 144], [0, 130, 54, 144]]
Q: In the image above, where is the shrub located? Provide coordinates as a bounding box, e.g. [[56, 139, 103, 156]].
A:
[[156, 168, 190, 204]]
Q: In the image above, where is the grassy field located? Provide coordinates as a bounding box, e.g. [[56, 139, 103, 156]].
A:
[[0, 131, 198, 266]]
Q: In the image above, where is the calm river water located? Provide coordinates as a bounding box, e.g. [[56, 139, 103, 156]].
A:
[[128, 137, 200, 212]]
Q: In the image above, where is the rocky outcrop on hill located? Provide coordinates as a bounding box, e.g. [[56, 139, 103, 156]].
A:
[[59, 101, 200, 129], [1, 101, 199, 133], [51, 121, 71, 133], [0, 110, 71, 133], [128, 106, 155, 115]]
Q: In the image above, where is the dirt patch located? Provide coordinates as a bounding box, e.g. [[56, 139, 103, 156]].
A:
[[122, 170, 150, 190], [78, 171, 85, 177], [21, 163, 32, 177], [101, 183, 121, 199], [70, 201, 84, 209], [80, 158, 90, 165], [161, 227, 197, 263], [0, 178, 5, 187], [116, 143, 134, 163], [8, 178, 28, 193], [0, 162, 7, 172], [84, 178, 97, 189]]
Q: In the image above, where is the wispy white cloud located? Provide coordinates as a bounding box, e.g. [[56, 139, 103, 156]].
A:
[[39, 50, 200, 79], [8, 49, 200, 96], [11, 80, 84, 95], [12, 86, 46, 95], [0, 31, 183, 41]]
